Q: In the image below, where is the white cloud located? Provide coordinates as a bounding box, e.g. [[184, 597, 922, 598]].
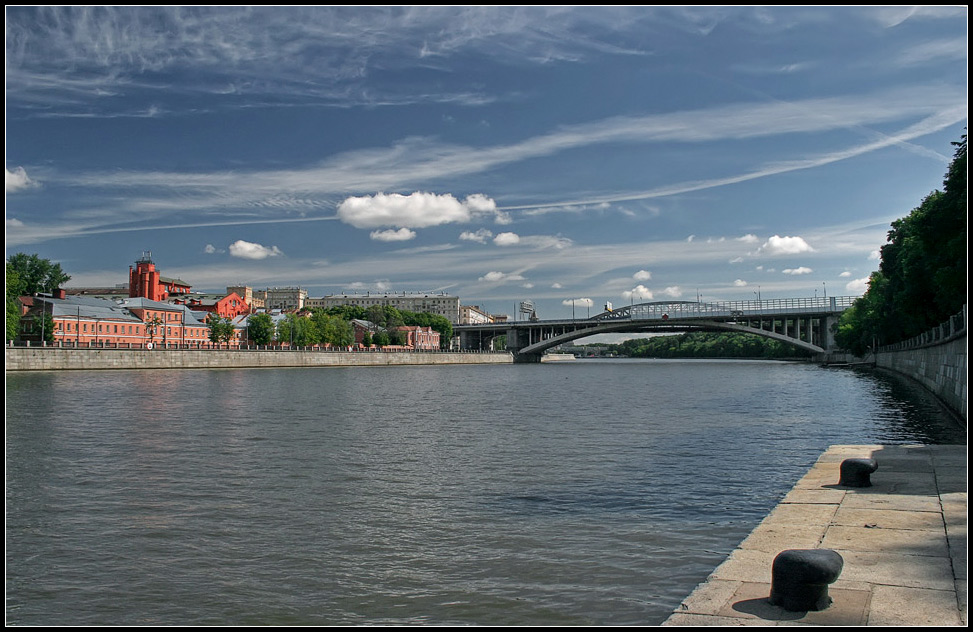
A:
[[633, 269, 652, 281], [868, 250, 881, 260], [551, 282, 563, 289], [562, 297, 594, 307], [6, 167, 35, 193], [839, 271, 852, 277], [493, 232, 521, 246], [622, 284, 653, 300], [370, 227, 417, 242], [203, 243, 225, 254], [228, 239, 283, 260], [729, 256, 745, 264], [734, 279, 748, 287], [686, 235, 695, 242], [459, 228, 493, 244], [661, 286, 682, 298], [478, 271, 525, 283], [758, 235, 814, 255], [846, 277, 870, 293], [782, 266, 814, 275], [737, 233, 759, 243], [336, 191, 497, 229]]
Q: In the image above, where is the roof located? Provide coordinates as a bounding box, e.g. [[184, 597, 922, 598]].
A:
[[29, 295, 209, 326]]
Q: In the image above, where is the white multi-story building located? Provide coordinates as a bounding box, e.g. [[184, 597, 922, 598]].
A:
[[306, 293, 461, 324], [460, 305, 493, 325], [263, 287, 308, 311]]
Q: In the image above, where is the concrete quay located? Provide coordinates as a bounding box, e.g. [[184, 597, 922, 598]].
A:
[[664, 444, 967, 626]]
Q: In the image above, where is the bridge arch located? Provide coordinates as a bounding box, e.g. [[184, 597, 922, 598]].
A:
[[517, 319, 826, 358]]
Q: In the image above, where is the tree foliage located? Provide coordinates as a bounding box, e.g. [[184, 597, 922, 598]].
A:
[[206, 313, 236, 344], [6, 253, 71, 295], [247, 312, 275, 345], [834, 134, 967, 355], [6, 265, 26, 340], [609, 332, 811, 359]]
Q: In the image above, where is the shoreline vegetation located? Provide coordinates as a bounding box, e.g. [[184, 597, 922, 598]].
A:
[[605, 331, 812, 360]]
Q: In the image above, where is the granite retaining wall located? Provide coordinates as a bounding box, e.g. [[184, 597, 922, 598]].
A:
[[874, 334, 967, 423], [5, 347, 513, 371]]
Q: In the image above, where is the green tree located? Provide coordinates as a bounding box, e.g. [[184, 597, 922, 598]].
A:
[[372, 330, 390, 347], [310, 310, 354, 346], [361, 330, 373, 347], [206, 313, 236, 344], [247, 312, 275, 345], [834, 133, 966, 352], [6, 264, 26, 341], [6, 253, 71, 295], [276, 313, 317, 346]]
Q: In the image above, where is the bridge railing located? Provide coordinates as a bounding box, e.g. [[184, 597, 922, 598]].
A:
[[598, 296, 855, 321]]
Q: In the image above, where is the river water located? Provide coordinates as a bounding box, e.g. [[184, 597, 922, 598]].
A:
[[5, 359, 964, 625]]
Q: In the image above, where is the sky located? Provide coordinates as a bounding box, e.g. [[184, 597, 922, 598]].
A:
[[5, 6, 968, 321]]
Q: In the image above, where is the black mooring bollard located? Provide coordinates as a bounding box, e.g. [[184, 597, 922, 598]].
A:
[[838, 458, 878, 487], [769, 549, 843, 612]]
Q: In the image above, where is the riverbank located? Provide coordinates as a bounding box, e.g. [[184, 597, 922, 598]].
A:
[[663, 444, 967, 626], [4, 346, 513, 371]]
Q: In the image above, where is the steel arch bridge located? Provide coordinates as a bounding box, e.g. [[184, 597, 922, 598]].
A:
[[456, 296, 856, 362]]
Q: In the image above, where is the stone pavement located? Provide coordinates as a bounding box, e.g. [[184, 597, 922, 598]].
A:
[[663, 444, 967, 626]]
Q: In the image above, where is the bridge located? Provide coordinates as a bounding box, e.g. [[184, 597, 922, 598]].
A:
[[456, 296, 857, 362]]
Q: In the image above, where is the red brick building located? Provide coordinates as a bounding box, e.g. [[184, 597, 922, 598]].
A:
[[129, 252, 191, 301]]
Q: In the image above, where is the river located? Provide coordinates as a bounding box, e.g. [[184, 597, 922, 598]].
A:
[[5, 359, 964, 625]]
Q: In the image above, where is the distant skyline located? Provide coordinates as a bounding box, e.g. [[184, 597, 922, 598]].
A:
[[6, 6, 968, 319]]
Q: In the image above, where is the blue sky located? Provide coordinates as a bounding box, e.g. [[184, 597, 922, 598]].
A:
[[5, 6, 968, 319]]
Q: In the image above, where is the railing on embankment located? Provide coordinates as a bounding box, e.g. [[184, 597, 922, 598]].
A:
[[4, 344, 513, 371], [873, 306, 967, 423]]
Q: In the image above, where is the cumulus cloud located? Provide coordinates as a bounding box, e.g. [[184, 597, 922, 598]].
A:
[[336, 191, 499, 229], [459, 228, 493, 244], [551, 282, 563, 289], [846, 277, 870, 293], [633, 269, 652, 281], [758, 235, 814, 256], [737, 233, 759, 243], [370, 227, 417, 242], [686, 235, 695, 242], [661, 286, 682, 298], [203, 243, 226, 254], [734, 279, 748, 286], [839, 271, 852, 277], [562, 297, 594, 307], [478, 271, 525, 283], [6, 167, 35, 192], [622, 285, 653, 300], [868, 250, 881, 261], [782, 266, 813, 275], [493, 232, 521, 246], [228, 239, 283, 260]]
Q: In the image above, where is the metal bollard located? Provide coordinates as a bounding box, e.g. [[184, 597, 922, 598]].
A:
[[769, 548, 843, 612], [839, 458, 878, 487]]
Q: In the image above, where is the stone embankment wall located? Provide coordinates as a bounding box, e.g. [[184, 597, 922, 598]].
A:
[[870, 306, 966, 423], [5, 347, 513, 371], [874, 334, 966, 423]]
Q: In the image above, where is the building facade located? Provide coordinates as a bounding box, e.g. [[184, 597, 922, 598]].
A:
[[128, 252, 191, 301], [307, 293, 461, 324], [20, 293, 245, 347]]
